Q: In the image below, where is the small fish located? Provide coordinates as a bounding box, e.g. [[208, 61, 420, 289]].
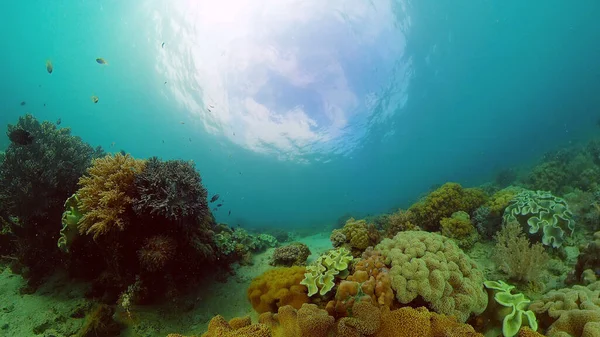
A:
[[91, 95, 99, 104], [20, 101, 26, 106], [96, 58, 108, 65], [46, 60, 53, 74], [56, 118, 61, 125], [180, 121, 185, 124], [120, 150, 126, 155], [228, 210, 231, 216], [8, 129, 34, 145], [217, 203, 223, 207], [210, 194, 220, 203], [43, 103, 46, 107], [189, 138, 191, 142], [110, 142, 115, 147], [164, 81, 167, 85], [207, 108, 212, 112], [162, 140, 165, 143], [233, 132, 235, 136], [161, 42, 165, 48]]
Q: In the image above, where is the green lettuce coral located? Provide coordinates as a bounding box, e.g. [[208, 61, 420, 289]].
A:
[[58, 193, 83, 253], [300, 247, 353, 296], [484, 280, 538, 337], [503, 190, 575, 248]]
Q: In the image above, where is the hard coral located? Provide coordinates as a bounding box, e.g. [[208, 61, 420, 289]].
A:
[[77, 153, 146, 239], [247, 267, 309, 314], [408, 182, 487, 231], [133, 157, 209, 223], [375, 231, 487, 322], [331, 218, 381, 255], [270, 242, 311, 267]]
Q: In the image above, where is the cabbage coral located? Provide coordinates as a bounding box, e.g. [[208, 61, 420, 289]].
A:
[[77, 153, 146, 239]]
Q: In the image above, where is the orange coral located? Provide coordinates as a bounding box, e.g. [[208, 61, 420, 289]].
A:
[[326, 250, 394, 317], [247, 267, 309, 314], [259, 303, 334, 337], [77, 153, 146, 239]]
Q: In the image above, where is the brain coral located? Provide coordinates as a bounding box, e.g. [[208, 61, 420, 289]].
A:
[[375, 231, 487, 322], [503, 190, 575, 248]]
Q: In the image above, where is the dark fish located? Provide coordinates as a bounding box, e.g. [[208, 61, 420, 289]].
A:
[[46, 60, 53, 74], [20, 101, 26, 106], [217, 204, 222, 207], [210, 194, 220, 203], [120, 150, 126, 156], [233, 132, 235, 136], [162, 140, 164, 143], [43, 103, 46, 107], [56, 119, 61, 125], [161, 42, 165, 48], [8, 129, 34, 145], [91, 95, 99, 104], [96, 58, 108, 65], [207, 108, 212, 112], [228, 210, 231, 216], [164, 81, 167, 85]]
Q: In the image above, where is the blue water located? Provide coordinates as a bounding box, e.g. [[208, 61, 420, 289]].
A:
[[1, 0, 599, 229]]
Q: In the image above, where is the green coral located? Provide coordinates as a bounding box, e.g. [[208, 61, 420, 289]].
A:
[[484, 280, 538, 337], [408, 182, 488, 231], [503, 190, 575, 248], [300, 247, 353, 296], [58, 193, 83, 253]]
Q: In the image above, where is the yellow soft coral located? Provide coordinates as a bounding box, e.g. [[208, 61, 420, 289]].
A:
[[375, 231, 487, 322], [259, 304, 334, 337], [247, 267, 309, 314], [408, 183, 487, 231], [486, 187, 523, 216], [77, 153, 146, 239]]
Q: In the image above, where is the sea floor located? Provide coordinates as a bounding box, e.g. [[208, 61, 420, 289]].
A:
[[0, 232, 333, 337]]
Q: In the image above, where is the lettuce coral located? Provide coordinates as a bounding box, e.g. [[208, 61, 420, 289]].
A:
[[375, 231, 487, 322], [408, 182, 487, 231], [503, 190, 575, 248], [247, 267, 309, 314], [77, 153, 146, 240], [300, 247, 353, 297], [484, 280, 538, 337]]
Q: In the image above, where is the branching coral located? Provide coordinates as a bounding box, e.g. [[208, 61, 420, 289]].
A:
[[132, 157, 209, 223], [77, 153, 146, 239], [375, 231, 487, 322], [408, 182, 487, 231], [493, 221, 549, 283]]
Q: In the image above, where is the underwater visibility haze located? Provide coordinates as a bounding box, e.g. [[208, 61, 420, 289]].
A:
[[1, 0, 600, 336]]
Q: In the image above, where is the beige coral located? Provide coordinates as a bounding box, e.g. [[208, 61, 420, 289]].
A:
[[374, 231, 487, 322]]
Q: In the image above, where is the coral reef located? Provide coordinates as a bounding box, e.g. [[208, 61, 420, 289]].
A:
[[330, 218, 381, 256], [270, 242, 311, 267], [493, 221, 550, 283], [58, 193, 84, 253], [383, 209, 417, 238], [300, 247, 353, 297], [375, 231, 487, 322], [0, 114, 103, 283], [503, 190, 575, 248], [570, 231, 600, 283], [132, 157, 209, 222], [247, 267, 310, 313], [529, 281, 600, 337], [137, 235, 177, 272], [259, 303, 335, 337], [325, 248, 394, 317], [408, 182, 488, 231], [77, 153, 147, 239], [484, 280, 538, 337], [439, 211, 478, 248]]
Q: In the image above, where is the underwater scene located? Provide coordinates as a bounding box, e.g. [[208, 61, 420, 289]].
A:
[[1, 0, 600, 336]]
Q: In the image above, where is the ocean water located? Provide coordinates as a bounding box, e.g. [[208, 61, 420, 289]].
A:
[[1, 0, 599, 231]]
